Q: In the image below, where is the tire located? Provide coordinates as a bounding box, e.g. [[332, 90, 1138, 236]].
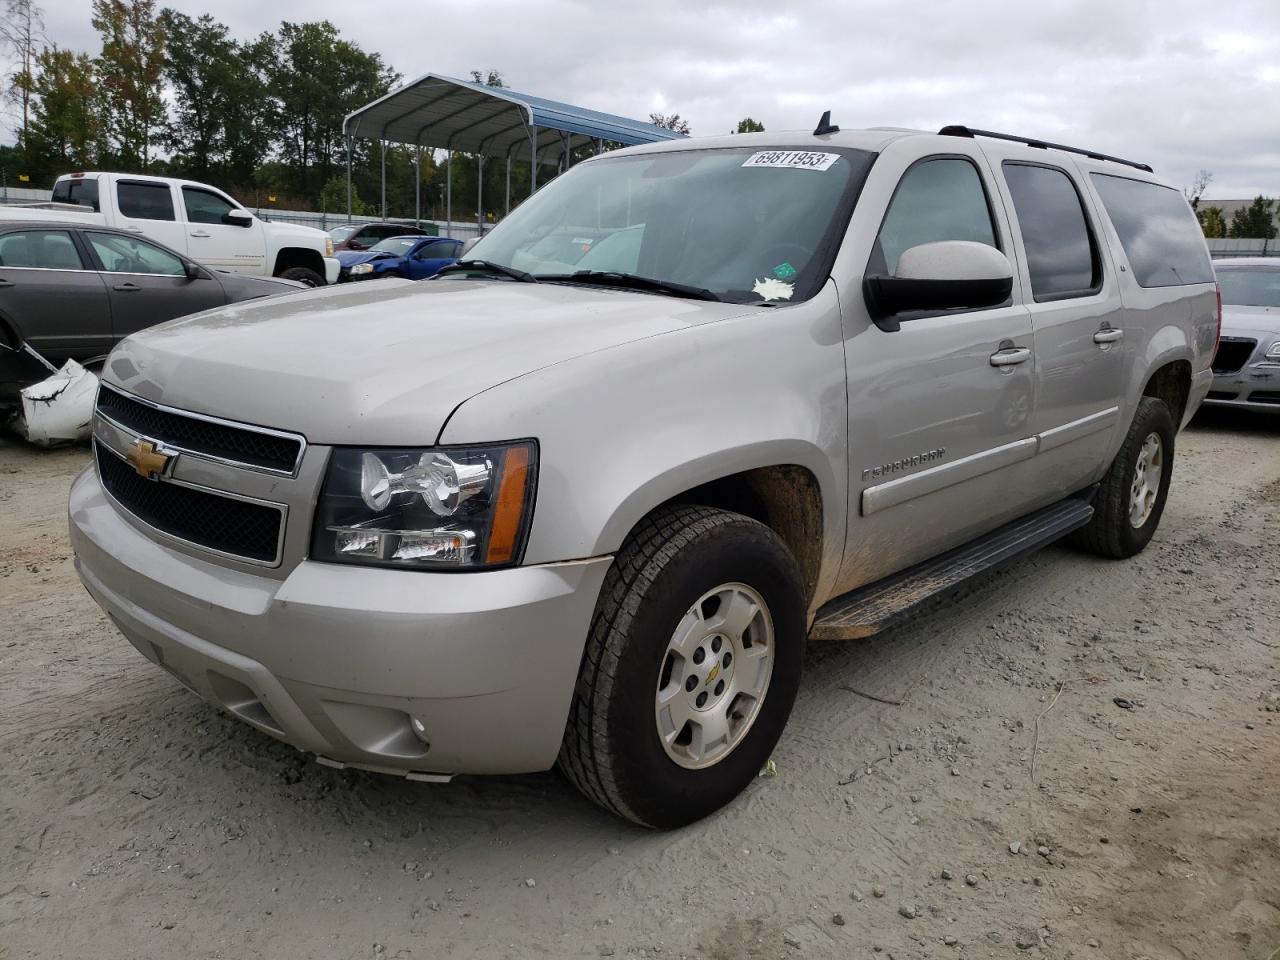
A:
[[278, 266, 325, 287], [1070, 396, 1175, 559], [558, 504, 805, 828]]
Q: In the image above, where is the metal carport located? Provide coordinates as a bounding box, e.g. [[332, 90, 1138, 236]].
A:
[[342, 73, 686, 233]]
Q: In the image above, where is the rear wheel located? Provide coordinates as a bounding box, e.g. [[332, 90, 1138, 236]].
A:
[[1071, 396, 1175, 558], [278, 266, 324, 287], [558, 505, 805, 828]]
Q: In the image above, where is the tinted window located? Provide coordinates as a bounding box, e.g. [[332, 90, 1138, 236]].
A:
[[182, 187, 236, 225], [52, 177, 100, 211], [117, 181, 175, 221], [875, 158, 997, 275], [1091, 174, 1213, 287], [0, 230, 84, 269], [1216, 266, 1280, 307], [371, 237, 420, 254], [1003, 163, 1098, 299], [88, 233, 186, 275]]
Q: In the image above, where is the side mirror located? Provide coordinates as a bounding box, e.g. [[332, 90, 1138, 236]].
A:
[[865, 241, 1013, 332], [184, 260, 203, 280], [223, 209, 253, 228], [347, 240, 365, 250], [460, 237, 481, 258]]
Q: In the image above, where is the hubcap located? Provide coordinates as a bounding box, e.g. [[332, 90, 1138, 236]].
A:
[[1128, 432, 1164, 528], [654, 582, 774, 770]]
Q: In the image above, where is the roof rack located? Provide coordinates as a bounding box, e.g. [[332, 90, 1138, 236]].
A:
[[938, 125, 1153, 173]]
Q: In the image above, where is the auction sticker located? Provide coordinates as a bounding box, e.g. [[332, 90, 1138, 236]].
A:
[[742, 151, 839, 172]]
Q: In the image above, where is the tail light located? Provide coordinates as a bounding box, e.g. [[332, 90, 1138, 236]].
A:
[[1214, 281, 1222, 354]]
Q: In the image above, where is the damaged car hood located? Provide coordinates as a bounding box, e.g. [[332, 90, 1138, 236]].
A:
[[102, 277, 755, 445]]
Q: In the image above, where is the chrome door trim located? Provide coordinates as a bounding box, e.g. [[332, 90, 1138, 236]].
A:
[[1036, 406, 1120, 455], [861, 437, 1037, 516]]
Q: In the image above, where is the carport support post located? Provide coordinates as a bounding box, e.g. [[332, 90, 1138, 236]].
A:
[[529, 125, 539, 194], [379, 138, 387, 220], [414, 143, 422, 226], [477, 154, 485, 235], [446, 148, 453, 236], [345, 136, 353, 222], [505, 155, 511, 216]]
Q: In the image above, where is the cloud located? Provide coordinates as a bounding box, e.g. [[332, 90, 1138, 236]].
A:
[[6, 0, 1279, 197]]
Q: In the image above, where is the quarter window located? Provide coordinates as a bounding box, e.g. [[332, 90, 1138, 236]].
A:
[[1003, 163, 1099, 299], [182, 187, 237, 225], [0, 230, 84, 270], [88, 233, 186, 276], [874, 158, 997, 275], [1090, 174, 1214, 287], [116, 181, 176, 221]]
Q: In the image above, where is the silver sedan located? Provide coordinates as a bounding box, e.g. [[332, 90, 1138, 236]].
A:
[[1205, 257, 1280, 413]]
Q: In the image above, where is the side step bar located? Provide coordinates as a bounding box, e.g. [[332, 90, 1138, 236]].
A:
[[810, 496, 1094, 641]]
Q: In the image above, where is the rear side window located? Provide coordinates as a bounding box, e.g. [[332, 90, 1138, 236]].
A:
[[874, 157, 997, 275], [117, 181, 175, 221], [52, 178, 100, 211], [0, 229, 84, 269], [1003, 162, 1099, 300], [1090, 174, 1213, 287]]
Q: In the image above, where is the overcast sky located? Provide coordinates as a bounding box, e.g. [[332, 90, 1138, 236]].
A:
[[8, 0, 1280, 198]]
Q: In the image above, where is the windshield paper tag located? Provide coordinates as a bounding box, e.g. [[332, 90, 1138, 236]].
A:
[[742, 151, 838, 172]]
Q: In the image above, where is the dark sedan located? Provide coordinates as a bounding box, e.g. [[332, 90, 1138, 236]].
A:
[[328, 221, 430, 252], [0, 220, 302, 364]]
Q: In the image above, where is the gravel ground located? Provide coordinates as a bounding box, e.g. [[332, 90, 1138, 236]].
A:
[[1, 408, 1277, 960]]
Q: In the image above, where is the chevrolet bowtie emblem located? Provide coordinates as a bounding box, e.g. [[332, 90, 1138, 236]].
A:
[[126, 439, 172, 480]]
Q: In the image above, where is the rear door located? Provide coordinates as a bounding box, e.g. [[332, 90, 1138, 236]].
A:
[[984, 147, 1125, 495], [83, 231, 226, 343], [181, 185, 267, 275], [0, 228, 112, 359], [111, 179, 189, 253]]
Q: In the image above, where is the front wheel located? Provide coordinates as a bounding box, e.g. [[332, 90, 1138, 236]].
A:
[[1071, 396, 1175, 558], [558, 505, 805, 828], [278, 266, 325, 287]]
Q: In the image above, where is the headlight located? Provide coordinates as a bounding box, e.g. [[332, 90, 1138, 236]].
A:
[[350, 263, 374, 275], [1266, 340, 1280, 361], [325, 238, 334, 256], [312, 442, 537, 569]]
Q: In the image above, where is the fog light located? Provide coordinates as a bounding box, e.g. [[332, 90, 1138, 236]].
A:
[[410, 716, 429, 744]]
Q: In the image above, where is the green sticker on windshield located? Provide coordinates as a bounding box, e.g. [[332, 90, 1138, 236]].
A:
[[773, 261, 797, 281]]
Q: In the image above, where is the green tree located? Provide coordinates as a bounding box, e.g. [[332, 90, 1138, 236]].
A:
[[158, 10, 269, 185], [649, 112, 690, 135], [469, 69, 504, 88], [259, 21, 398, 201], [0, 0, 45, 153], [735, 117, 764, 133], [319, 175, 365, 216], [92, 0, 166, 170], [1197, 205, 1226, 239], [1227, 196, 1278, 240], [26, 45, 103, 178]]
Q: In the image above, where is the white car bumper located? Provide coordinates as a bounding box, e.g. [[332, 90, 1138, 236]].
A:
[[323, 257, 341, 285]]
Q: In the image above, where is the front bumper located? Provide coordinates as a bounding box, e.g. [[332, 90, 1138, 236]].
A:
[[1204, 336, 1280, 413], [69, 466, 612, 777], [322, 256, 341, 285]]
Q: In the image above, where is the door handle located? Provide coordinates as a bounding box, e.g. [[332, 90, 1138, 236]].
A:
[[113, 282, 141, 292], [1093, 327, 1124, 344], [190, 230, 211, 238], [989, 346, 1031, 367]]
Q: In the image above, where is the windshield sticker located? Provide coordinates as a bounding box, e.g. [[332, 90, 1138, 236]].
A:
[[772, 261, 798, 281], [753, 276, 795, 301], [742, 151, 839, 172]]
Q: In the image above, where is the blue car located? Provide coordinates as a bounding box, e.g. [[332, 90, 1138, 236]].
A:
[[337, 235, 462, 282]]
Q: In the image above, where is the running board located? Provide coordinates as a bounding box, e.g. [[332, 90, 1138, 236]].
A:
[[810, 497, 1094, 641]]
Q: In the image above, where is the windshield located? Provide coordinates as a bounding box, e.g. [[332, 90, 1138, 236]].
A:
[[1216, 266, 1280, 307], [370, 236, 421, 254], [459, 146, 873, 303], [329, 226, 356, 242]]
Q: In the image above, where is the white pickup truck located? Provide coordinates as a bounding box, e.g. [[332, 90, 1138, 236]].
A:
[[1, 172, 339, 286]]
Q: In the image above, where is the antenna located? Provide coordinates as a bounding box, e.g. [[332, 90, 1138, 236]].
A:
[[813, 111, 840, 136]]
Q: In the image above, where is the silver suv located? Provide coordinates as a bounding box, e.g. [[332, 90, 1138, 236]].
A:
[[70, 122, 1218, 827]]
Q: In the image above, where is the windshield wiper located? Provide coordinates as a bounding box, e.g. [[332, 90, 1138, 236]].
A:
[[436, 259, 538, 282], [540, 270, 721, 302]]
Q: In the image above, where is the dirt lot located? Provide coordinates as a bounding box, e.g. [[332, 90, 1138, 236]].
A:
[[1, 408, 1277, 960]]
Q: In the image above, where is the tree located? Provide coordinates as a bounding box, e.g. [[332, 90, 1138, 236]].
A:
[[0, 0, 45, 151], [319, 175, 365, 216], [469, 69, 504, 88], [1197, 206, 1226, 239], [1227, 196, 1278, 240], [25, 45, 104, 177], [649, 112, 690, 135], [735, 117, 764, 133], [1184, 169, 1212, 210], [92, 0, 166, 169]]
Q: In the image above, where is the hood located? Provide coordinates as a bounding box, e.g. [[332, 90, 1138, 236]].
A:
[[337, 249, 392, 267], [1221, 304, 1280, 336], [260, 219, 328, 244], [214, 269, 306, 300], [102, 278, 757, 445]]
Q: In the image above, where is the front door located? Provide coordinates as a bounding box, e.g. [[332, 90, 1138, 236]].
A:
[[408, 239, 461, 279], [0, 228, 112, 359], [836, 150, 1038, 593], [83, 232, 226, 343], [181, 185, 268, 276]]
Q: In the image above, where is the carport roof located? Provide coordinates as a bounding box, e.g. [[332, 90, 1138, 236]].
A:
[[343, 73, 686, 160]]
